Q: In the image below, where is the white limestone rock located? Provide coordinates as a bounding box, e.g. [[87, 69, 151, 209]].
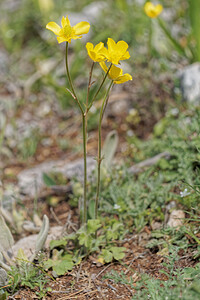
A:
[[177, 63, 200, 104]]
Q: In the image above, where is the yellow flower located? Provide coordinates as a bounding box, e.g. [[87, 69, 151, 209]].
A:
[[38, 0, 54, 13], [86, 42, 106, 62], [97, 257, 104, 264], [103, 38, 130, 65], [46, 16, 90, 43], [144, 2, 163, 18], [100, 62, 132, 84]]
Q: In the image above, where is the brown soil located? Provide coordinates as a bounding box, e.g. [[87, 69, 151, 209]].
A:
[[8, 198, 197, 299], [3, 74, 192, 300]]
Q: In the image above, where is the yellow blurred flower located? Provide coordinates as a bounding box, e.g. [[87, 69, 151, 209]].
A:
[[144, 2, 163, 18], [38, 0, 54, 13], [46, 16, 90, 43], [97, 257, 104, 264], [103, 38, 130, 65], [86, 42, 106, 62], [100, 62, 132, 84]]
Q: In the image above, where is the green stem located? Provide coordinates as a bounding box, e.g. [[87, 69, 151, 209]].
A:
[[157, 18, 186, 57], [86, 62, 95, 109], [85, 62, 95, 141], [88, 63, 112, 111], [95, 81, 113, 219], [81, 62, 95, 224], [148, 19, 152, 59], [65, 42, 87, 224], [65, 42, 84, 114], [82, 113, 87, 224], [188, 0, 200, 62]]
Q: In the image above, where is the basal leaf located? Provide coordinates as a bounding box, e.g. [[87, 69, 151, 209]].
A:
[[110, 247, 126, 260], [50, 239, 67, 250], [87, 219, 101, 234], [101, 249, 113, 263], [53, 260, 74, 276], [0, 215, 14, 252]]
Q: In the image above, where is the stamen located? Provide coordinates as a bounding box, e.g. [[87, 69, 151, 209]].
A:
[[63, 25, 75, 38]]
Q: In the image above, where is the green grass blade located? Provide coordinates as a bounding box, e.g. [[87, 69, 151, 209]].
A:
[[157, 17, 186, 57], [188, 0, 200, 61]]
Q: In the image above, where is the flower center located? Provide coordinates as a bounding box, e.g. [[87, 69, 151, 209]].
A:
[[150, 8, 156, 16], [63, 25, 75, 38]]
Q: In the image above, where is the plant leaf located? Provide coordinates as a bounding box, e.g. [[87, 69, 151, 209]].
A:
[[0, 215, 14, 252], [87, 219, 101, 234], [102, 130, 118, 168], [50, 239, 67, 250], [53, 260, 74, 276], [110, 247, 126, 260], [88, 200, 95, 219], [0, 268, 7, 287], [35, 215, 49, 253], [43, 172, 56, 186], [101, 249, 113, 263]]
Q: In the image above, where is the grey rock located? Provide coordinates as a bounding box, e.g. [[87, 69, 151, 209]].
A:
[[128, 152, 171, 174], [12, 226, 63, 259], [0, 50, 9, 79], [69, 1, 107, 25], [166, 201, 176, 211], [107, 97, 131, 117], [134, 0, 145, 5], [1, 0, 21, 12], [17, 157, 96, 197], [177, 63, 200, 103], [82, 1, 107, 23], [0, 268, 7, 286], [167, 210, 185, 228], [151, 221, 162, 231]]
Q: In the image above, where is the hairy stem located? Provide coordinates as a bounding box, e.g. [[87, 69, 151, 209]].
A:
[[85, 62, 95, 149], [65, 42, 84, 114], [88, 63, 112, 111], [65, 42, 87, 224], [82, 113, 87, 224], [95, 81, 113, 219]]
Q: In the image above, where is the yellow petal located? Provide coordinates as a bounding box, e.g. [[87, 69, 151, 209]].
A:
[[73, 21, 90, 35], [61, 16, 66, 28], [86, 42, 94, 52], [107, 38, 117, 52], [116, 41, 129, 54], [121, 51, 131, 60], [72, 35, 82, 40], [114, 73, 132, 84], [88, 50, 97, 61], [100, 47, 108, 58], [87, 42, 106, 62], [109, 65, 122, 80], [112, 57, 120, 65], [144, 2, 155, 17], [156, 4, 163, 15], [57, 36, 67, 43], [46, 22, 61, 35], [144, 2, 153, 11], [144, 2, 163, 18], [61, 16, 70, 27], [100, 62, 108, 73], [94, 42, 104, 52]]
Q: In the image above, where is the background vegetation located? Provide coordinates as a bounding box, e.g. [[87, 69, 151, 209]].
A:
[[0, 0, 199, 299]]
